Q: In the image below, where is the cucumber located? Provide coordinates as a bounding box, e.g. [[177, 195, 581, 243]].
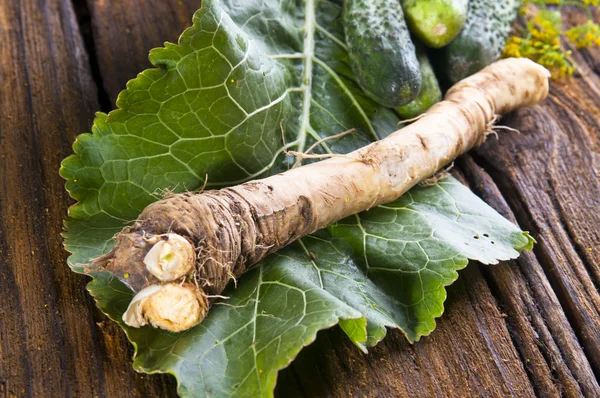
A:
[[401, 0, 468, 48], [396, 48, 442, 119], [443, 0, 521, 83], [343, 0, 421, 108]]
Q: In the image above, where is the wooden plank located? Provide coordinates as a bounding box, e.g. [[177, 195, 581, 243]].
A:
[[86, 0, 199, 104], [0, 0, 173, 396], [76, 1, 600, 396], [458, 155, 600, 397]]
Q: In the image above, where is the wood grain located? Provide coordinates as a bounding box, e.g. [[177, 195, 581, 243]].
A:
[[458, 155, 600, 397], [86, 0, 199, 104], [475, 86, 600, 368], [0, 0, 598, 396], [0, 0, 175, 396]]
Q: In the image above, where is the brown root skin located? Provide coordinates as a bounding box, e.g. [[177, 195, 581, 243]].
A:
[[91, 58, 550, 332]]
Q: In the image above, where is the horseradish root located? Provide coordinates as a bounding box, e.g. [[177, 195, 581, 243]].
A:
[[89, 58, 549, 332], [122, 283, 208, 332]]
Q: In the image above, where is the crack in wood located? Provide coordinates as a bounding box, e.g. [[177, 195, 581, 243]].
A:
[[71, 0, 111, 112]]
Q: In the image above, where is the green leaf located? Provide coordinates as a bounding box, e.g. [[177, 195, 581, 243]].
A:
[[61, 0, 534, 396]]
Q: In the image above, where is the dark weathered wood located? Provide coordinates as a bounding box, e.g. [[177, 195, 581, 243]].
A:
[[87, 0, 199, 104], [0, 0, 175, 396], [2, 0, 599, 396], [458, 155, 600, 397]]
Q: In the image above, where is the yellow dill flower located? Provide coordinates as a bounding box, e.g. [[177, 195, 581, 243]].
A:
[[503, 1, 600, 79], [503, 37, 523, 58], [503, 9, 573, 80], [528, 10, 562, 44], [581, 0, 599, 6], [565, 21, 600, 48]]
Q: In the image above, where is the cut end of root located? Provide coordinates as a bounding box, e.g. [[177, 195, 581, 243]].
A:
[[144, 233, 195, 281], [122, 283, 208, 332]]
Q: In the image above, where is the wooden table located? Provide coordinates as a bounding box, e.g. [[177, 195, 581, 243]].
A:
[[1, 1, 598, 396]]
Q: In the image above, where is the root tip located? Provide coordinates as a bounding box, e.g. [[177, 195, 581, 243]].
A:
[[123, 283, 208, 332]]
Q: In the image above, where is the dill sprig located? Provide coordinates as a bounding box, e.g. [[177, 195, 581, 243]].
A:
[[503, 0, 600, 79]]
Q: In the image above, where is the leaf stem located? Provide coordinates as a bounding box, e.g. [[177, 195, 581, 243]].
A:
[[315, 23, 348, 50], [297, 0, 317, 154], [268, 53, 305, 59]]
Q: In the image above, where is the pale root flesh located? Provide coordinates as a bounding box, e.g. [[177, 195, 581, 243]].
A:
[[123, 283, 207, 332], [143, 234, 196, 281], [109, 58, 550, 332]]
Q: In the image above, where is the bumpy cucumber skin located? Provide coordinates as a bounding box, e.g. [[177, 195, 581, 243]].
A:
[[444, 0, 521, 83], [396, 49, 442, 119], [344, 0, 421, 108], [402, 0, 468, 48]]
